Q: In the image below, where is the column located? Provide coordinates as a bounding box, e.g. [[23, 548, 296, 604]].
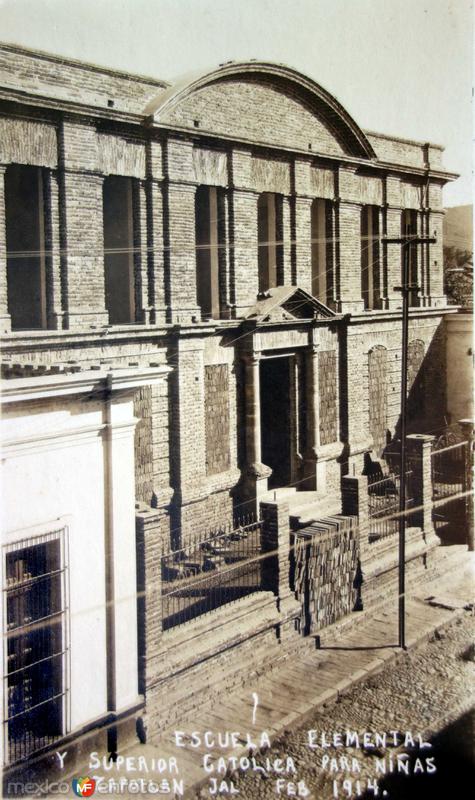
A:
[[0, 165, 11, 332], [406, 433, 436, 540], [260, 499, 300, 623], [243, 353, 271, 503], [303, 342, 320, 489]]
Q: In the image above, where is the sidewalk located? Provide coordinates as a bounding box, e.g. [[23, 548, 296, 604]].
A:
[[111, 545, 475, 797]]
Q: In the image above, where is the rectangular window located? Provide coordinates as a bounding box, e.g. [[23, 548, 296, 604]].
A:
[[258, 193, 283, 293], [3, 529, 68, 765], [196, 185, 222, 319], [401, 208, 419, 307], [103, 176, 136, 324], [361, 205, 381, 310], [5, 165, 47, 330]]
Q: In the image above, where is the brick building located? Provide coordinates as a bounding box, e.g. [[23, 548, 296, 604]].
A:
[[0, 44, 463, 775]]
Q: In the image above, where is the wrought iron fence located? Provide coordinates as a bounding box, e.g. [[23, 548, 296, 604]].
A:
[[367, 472, 413, 543], [431, 440, 468, 501], [161, 516, 263, 630]]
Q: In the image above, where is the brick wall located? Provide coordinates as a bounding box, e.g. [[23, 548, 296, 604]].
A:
[[294, 525, 360, 633], [0, 44, 166, 115], [204, 364, 231, 475], [368, 346, 388, 454], [134, 386, 154, 503], [161, 78, 347, 156], [319, 350, 338, 445]]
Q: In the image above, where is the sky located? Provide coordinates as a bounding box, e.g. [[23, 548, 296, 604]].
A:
[[0, 0, 472, 207]]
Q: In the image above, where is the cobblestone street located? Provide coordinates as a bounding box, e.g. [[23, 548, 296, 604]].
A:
[[228, 611, 475, 800]]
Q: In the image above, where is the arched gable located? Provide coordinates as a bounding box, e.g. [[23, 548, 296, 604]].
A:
[[145, 62, 375, 159]]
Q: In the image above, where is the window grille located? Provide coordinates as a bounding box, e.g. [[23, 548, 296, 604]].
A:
[[2, 528, 69, 765]]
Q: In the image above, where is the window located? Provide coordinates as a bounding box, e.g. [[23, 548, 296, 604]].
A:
[[5, 165, 47, 330], [361, 205, 381, 310], [401, 209, 419, 307], [103, 176, 136, 324], [311, 198, 334, 306], [195, 185, 222, 319], [258, 193, 283, 293], [3, 530, 68, 764]]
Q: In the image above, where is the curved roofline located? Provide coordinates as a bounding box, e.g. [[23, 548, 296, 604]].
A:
[[144, 61, 376, 159]]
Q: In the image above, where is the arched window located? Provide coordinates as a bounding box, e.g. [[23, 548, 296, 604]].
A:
[[361, 205, 381, 310], [103, 175, 136, 324], [5, 165, 47, 330], [257, 192, 283, 293]]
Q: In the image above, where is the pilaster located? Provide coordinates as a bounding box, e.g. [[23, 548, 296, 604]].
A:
[[231, 188, 259, 314], [294, 195, 313, 295], [165, 181, 201, 323], [44, 169, 65, 329], [385, 175, 403, 310], [338, 196, 365, 314]]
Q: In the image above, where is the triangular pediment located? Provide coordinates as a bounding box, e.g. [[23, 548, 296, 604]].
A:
[[245, 286, 335, 322]]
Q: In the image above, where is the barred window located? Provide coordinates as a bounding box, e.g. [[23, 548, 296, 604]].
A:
[[3, 529, 69, 764]]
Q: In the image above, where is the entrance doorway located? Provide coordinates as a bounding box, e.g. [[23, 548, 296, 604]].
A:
[[260, 357, 291, 489]]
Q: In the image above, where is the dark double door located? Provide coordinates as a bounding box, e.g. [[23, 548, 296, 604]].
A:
[[260, 357, 291, 489]]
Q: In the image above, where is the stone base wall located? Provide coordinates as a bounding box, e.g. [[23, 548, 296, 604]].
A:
[[141, 593, 296, 740]]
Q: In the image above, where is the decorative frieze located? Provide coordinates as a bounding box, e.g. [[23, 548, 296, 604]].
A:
[[250, 155, 290, 194], [0, 118, 57, 168], [97, 134, 146, 178], [309, 166, 335, 199], [193, 147, 228, 187]]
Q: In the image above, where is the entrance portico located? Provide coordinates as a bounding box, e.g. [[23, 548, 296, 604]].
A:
[[239, 286, 339, 512]]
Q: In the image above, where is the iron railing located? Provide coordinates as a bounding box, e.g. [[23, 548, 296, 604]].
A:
[[431, 440, 468, 501], [367, 472, 413, 542], [161, 516, 263, 630]]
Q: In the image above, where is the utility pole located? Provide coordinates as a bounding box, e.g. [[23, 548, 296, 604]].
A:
[[384, 228, 436, 649]]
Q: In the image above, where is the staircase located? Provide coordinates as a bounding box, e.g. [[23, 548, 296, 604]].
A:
[[261, 486, 341, 529]]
